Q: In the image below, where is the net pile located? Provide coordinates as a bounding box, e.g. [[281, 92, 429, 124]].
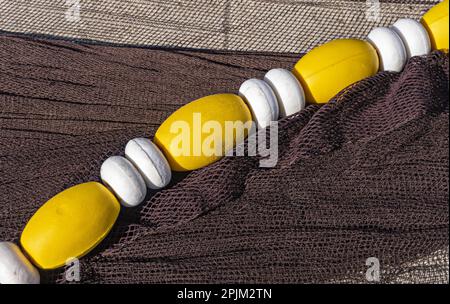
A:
[[0, 34, 448, 283]]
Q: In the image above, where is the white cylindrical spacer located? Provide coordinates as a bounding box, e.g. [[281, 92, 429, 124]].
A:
[[392, 18, 431, 58], [239, 78, 279, 129], [264, 68, 306, 118], [100, 156, 147, 207], [125, 138, 172, 190], [368, 27, 408, 72], [0, 242, 40, 284]]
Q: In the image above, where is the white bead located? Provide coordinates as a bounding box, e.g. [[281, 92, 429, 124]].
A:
[[239, 78, 279, 129], [264, 68, 306, 118], [0, 242, 40, 284], [392, 18, 431, 59], [100, 156, 147, 207], [125, 138, 172, 190], [368, 27, 407, 72]]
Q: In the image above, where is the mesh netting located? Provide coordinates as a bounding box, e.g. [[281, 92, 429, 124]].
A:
[[0, 0, 440, 52], [0, 34, 448, 283]]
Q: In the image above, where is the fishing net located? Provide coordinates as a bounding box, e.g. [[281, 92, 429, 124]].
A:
[[0, 0, 448, 284], [0, 0, 440, 52]]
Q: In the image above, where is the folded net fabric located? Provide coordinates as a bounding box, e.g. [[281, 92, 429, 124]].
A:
[[0, 34, 448, 283]]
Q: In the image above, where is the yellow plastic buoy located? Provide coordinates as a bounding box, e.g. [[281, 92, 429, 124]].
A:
[[21, 182, 120, 270], [421, 0, 449, 51], [293, 39, 379, 104], [154, 94, 253, 171]]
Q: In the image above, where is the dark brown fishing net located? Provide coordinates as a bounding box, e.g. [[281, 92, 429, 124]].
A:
[[0, 34, 448, 284]]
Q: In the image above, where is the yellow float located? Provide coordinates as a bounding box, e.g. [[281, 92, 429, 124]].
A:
[[293, 39, 379, 104], [20, 182, 120, 270], [421, 0, 449, 51], [154, 94, 253, 171]]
